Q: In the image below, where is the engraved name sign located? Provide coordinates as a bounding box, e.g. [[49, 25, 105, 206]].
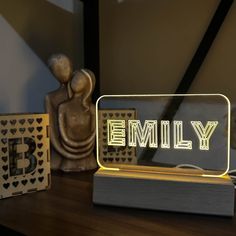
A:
[[96, 94, 230, 177]]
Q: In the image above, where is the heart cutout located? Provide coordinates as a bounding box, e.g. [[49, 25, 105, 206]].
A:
[[37, 135, 43, 140], [30, 178, 36, 184], [2, 147, 7, 153], [38, 152, 43, 157], [2, 156, 7, 162], [19, 119, 25, 125], [19, 128, 25, 134], [37, 127, 43, 132], [10, 128, 17, 135], [10, 120, 17, 125], [38, 160, 43, 166], [38, 177, 44, 182], [28, 119, 34, 124], [37, 143, 43, 149], [36, 118, 42, 124], [38, 168, 44, 174], [1, 129, 8, 135], [28, 127, 34, 133], [2, 174, 8, 180], [1, 138, 7, 144], [12, 181, 19, 187], [3, 183, 10, 189], [2, 165, 8, 171], [21, 180, 28, 185], [1, 120, 7, 126]]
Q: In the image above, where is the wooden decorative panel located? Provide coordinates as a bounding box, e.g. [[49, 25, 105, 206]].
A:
[[0, 114, 50, 199], [98, 109, 137, 165]]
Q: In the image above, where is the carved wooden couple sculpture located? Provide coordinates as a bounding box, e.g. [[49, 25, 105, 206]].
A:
[[45, 54, 97, 171]]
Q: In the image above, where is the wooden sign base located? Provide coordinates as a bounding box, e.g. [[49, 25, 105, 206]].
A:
[[93, 169, 235, 216]]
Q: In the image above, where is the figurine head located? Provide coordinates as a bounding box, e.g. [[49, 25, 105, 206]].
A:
[[48, 54, 72, 84], [71, 70, 95, 94], [71, 71, 88, 94], [70, 69, 95, 110]]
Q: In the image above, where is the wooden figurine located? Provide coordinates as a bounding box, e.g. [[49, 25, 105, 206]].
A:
[[45, 54, 97, 171]]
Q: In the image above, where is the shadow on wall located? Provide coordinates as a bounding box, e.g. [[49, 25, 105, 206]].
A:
[[0, 0, 84, 113], [0, 0, 82, 66], [0, 102, 7, 114], [0, 15, 58, 113], [24, 67, 58, 114]]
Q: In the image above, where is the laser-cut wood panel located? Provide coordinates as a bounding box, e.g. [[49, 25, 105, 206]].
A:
[[98, 109, 137, 165], [0, 114, 50, 199]]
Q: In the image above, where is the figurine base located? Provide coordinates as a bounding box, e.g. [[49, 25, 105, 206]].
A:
[[93, 169, 235, 216], [51, 149, 97, 172]]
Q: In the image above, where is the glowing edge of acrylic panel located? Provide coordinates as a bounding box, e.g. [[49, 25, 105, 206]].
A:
[[95, 94, 231, 178]]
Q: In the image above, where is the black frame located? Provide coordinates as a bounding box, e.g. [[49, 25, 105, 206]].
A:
[[82, 0, 100, 100]]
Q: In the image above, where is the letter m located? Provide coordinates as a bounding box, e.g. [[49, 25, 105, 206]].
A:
[[128, 120, 157, 148]]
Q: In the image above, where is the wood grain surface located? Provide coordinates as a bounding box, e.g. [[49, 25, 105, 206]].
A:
[[0, 170, 235, 236]]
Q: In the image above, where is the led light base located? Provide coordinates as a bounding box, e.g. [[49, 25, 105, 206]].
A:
[[93, 169, 235, 216]]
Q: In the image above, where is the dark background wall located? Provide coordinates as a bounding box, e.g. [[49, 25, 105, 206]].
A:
[[0, 0, 83, 113], [1, 0, 83, 68], [99, 0, 236, 104], [99, 0, 236, 169]]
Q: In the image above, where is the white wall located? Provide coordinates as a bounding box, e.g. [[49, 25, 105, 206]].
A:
[[0, 0, 84, 113], [47, 0, 75, 13], [0, 15, 58, 113]]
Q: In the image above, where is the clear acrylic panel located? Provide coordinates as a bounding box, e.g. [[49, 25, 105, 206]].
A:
[[96, 94, 230, 177]]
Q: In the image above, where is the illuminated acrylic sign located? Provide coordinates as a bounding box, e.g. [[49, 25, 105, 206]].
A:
[[96, 94, 230, 177], [107, 119, 218, 150]]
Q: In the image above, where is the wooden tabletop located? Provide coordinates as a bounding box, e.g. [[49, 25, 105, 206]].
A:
[[0, 170, 235, 236]]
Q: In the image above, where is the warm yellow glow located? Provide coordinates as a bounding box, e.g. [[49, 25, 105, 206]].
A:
[[191, 121, 218, 150], [96, 93, 231, 177], [128, 120, 158, 148], [161, 120, 170, 149], [173, 121, 192, 149], [95, 103, 119, 171], [107, 120, 126, 146], [107, 119, 218, 150]]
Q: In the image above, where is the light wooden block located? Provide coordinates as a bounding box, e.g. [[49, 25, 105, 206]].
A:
[[0, 114, 50, 199], [93, 169, 235, 216]]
